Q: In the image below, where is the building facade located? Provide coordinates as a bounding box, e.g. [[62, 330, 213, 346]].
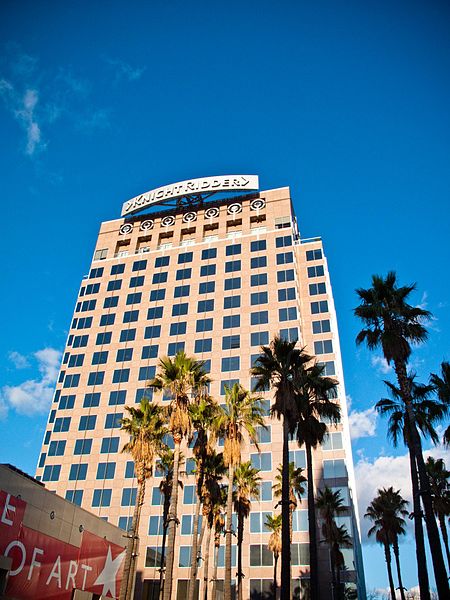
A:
[[36, 177, 365, 599]]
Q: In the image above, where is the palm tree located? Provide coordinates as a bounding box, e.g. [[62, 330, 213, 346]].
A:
[[293, 361, 340, 600], [365, 488, 409, 600], [316, 487, 346, 599], [251, 336, 312, 600], [355, 272, 449, 598], [265, 513, 282, 599], [216, 383, 266, 600], [119, 399, 167, 600], [426, 456, 450, 570], [149, 351, 210, 600], [376, 375, 446, 599], [211, 490, 226, 600], [273, 462, 306, 542], [431, 362, 450, 447], [233, 461, 261, 600]]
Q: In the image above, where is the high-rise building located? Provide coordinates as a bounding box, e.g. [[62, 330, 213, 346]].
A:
[[36, 176, 365, 600]]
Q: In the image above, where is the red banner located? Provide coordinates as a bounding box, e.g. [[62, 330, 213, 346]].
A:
[[0, 489, 126, 600]]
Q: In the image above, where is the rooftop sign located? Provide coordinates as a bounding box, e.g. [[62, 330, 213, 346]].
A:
[[121, 175, 259, 216]]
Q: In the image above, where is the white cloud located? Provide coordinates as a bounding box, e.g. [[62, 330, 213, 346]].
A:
[[1, 347, 62, 417], [349, 406, 378, 439], [8, 351, 30, 369], [103, 56, 146, 82], [371, 355, 393, 374]]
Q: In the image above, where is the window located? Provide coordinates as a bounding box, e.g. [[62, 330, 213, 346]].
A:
[[144, 325, 161, 339], [170, 322, 187, 335], [105, 413, 123, 429], [312, 319, 331, 334], [197, 299, 214, 312], [251, 256, 267, 269], [278, 288, 296, 302], [96, 332, 112, 345], [150, 289, 166, 302], [309, 282, 326, 296], [111, 263, 125, 275], [123, 310, 139, 323], [130, 275, 145, 287], [109, 390, 127, 405], [291, 543, 310, 565], [75, 316, 93, 330], [292, 511, 308, 532], [118, 516, 133, 532], [226, 243, 241, 256], [195, 338, 212, 353], [225, 260, 241, 273], [306, 248, 322, 261], [168, 341, 185, 355], [54, 417, 71, 432], [87, 371, 104, 386], [101, 437, 120, 453], [91, 351, 108, 366], [289, 449, 306, 469], [276, 251, 293, 265], [120, 328, 136, 342], [280, 327, 298, 342], [174, 285, 190, 298], [126, 293, 142, 307], [135, 388, 153, 403], [42, 464, 61, 482], [222, 356, 240, 371], [307, 265, 325, 278], [107, 280, 122, 291], [259, 481, 272, 502], [251, 240, 266, 252], [311, 300, 329, 314], [183, 485, 196, 504], [250, 579, 273, 598], [250, 331, 269, 346], [200, 264, 216, 277], [79, 415, 96, 431], [78, 299, 96, 312], [63, 374, 80, 388], [201, 248, 217, 260], [132, 259, 147, 271], [322, 432, 343, 451], [250, 545, 273, 567], [275, 235, 292, 248], [97, 462, 116, 479], [251, 453, 272, 471], [139, 366, 156, 380], [73, 335, 88, 348], [178, 251, 193, 264], [318, 361, 336, 375], [251, 292, 268, 305], [181, 514, 203, 535], [125, 461, 135, 478], [224, 277, 241, 291], [151, 488, 163, 505], [224, 295, 241, 309], [179, 547, 192, 568], [279, 307, 297, 322], [172, 303, 188, 316], [176, 268, 192, 280], [223, 315, 240, 328], [155, 255, 170, 267], [314, 339, 333, 354], [199, 281, 215, 294], [251, 273, 268, 286], [250, 511, 272, 533], [83, 393, 100, 408], [48, 440, 66, 456], [255, 425, 271, 444], [74, 439, 92, 455], [277, 269, 295, 283], [116, 348, 133, 362], [66, 490, 83, 506], [59, 394, 75, 409], [196, 318, 213, 332], [146, 307, 163, 320], [222, 335, 240, 350], [220, 379, 239, 395], [148, 516, 165, 536], [69, 463, 88, 480], [89, 267, 104, 278], [145, 547, 165, 569], [141, 345, 158, 359], [217, 545, 237, 567], [185, 458, 195, 475], [251, 311, 268, 325], [92, 489, 112, 507], [85, 283, 100, 295]]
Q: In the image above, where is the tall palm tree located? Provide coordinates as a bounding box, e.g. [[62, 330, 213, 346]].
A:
[[265, 513, 282, 600], [273, 462, 306, 542], [233, 461, 261, 600], [355, 272, 449, 598], [211, 491, 226, 600], [149, 351, 210, 600], [426, 456, 450, 570], [365, 488, 409, 600], [119, 399, 167, 600], [430, 361, 450, 447], [216, 383, 266, 600], [316, 487, 346, 599], [252, 336, 312, 600], [293, 361, 340, 600], [376, 375, 446, 600]]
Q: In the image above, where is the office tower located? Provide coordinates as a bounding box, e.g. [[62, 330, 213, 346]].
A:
[[36, 176, 365, 599]]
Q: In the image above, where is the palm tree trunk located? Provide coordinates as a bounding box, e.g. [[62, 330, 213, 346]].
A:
[[395, 360, 449, 599], [211, 540, 220, 600], [335, 560, 342, 600], [383, 541, 396, 600], [280, 417, 291, 600], [330, 548, 337, 600], [120, 476, 146, 600], [188, 490, 203, 600], [203, 523, 213, 600], [273, 553, 278, 600], [392, 540, 406, 600], [163, 439, 182, 600], [305, 443, 319, 600], [224, 464, 235, 600], [438, 512, 450, 571], [408, 445, 430, 600], [237, 511, 244, 600]]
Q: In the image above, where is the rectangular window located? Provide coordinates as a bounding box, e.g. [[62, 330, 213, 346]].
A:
[[318, 361, 336, 376], [87, 371, 104, 386], [116, 348, 133, 362], [69, 463, 88, 480], [75, 317, 93, 329], [151, 488, 163, 505], [172, 303, 188, 316], [196, 318, 213, 332], [101, 437, 120, 454], [178, 251, 193, 264], [130, 275, 145, 287], [312, 319, 331, 334], [79, 415, 97, 431], [145, 547, 165, 569], [65, 490, 83, 506], [64, 374, 80, 388], [199, 281, 215, 294], [141, 345, 158, 359], [147, 306, 163, 320], [251, 273, 268, 287], [292, 510, 308, 532], [68, 354, 84, 368], [322, 432, 343, 451], [132, 259, 147, 271], [226, 243, 241, 256], [200, 264, 216, 277], [251, 240, 267, 252], [183, 485, 196, 504], [289, 449, 306, 469], [250, 545, 273, 567], [144, 325, 161, 339], [311, 300, 329, 314], [225, 260, 241, 273], [249, 511, 272, 533], [323, 459, 347, 479], [250, 331, 269, 346], [97, 462, 116, 479], [176, 268, 192, 280], [155, 255, 170, 268], [255, 425, 271, 444], [276, 235, 292, 248], [251, 292, 268, 305], [100, 314, 115, 326], [223, 295, 241, 309], [118, 516, 133, 532], [96, 332, 112, 345], [48, 440, 66, 456], [222, 356, 240, 372], [168, 341, 185, 355], [139, 366, 156, 381], [125, 461, 135, 478], [85, 283, 100, 295], [120, 328, 136, 342], [222, 335, 240, 350], [73, 335, 89, 348], [220, 379, 239, 395], [201, 248, 217, 260], [309, 282, 327, 296], [111, 263, 125, 275], [259, 481, 272, 502], [59, 394, 75, 409], [314, 339, 333, 354], [123, 310, 139, 323], [251, 453, 272, 472], [74, 439, 92, 455], [109, 390, 127, 405], [89, 267, 104, 278], [280, 327, 298, 342], [277, 269, 295, 283], [195, 338, 212, 353], [251, 256, 267, 269], [148, 515, 165, 536], [307, 265, 325, 278], [276, 251, 293, 265], [291, 543, 310, 566], [279, 307, 297, 322], [251, 311, 268, 325], [150, 289, 166, 302], [126, 293, 142, 306], [170, 322, 187, 335], [105, 413, 123, 429], [92, 489, 112, 507], [107, 280, 122, 291], [54, 417, 71, 432], [278, 287, 296, 302], [223, 315, 240, 328], [174, 285, 190, 298], [306, 248, 322, 261], [224, 277, 241, 291], [197, 299, 214, 312], [83, 393, 100, 408], [92, 351, 108, 365]]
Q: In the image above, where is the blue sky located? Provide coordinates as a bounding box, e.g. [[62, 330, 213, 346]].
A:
[[1, 0, 449, 593]]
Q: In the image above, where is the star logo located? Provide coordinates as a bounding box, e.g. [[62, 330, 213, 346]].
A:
[[93, 545, 126, 598]]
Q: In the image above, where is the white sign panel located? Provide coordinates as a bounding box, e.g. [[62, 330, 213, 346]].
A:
[[121, 175, 259, 216]]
